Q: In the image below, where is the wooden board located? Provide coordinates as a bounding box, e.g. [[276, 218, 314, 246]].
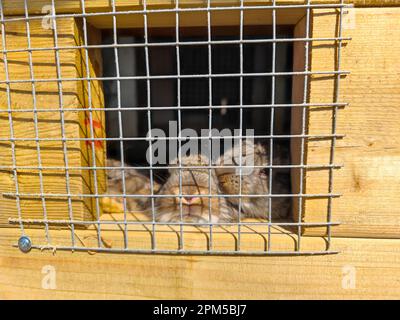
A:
[[85, 8, 306, 28], [0, 227, 399, 299], [296, 8, 400, 238], [1, 0, 399, 17], [290, 15, 307, 225], [0, 18, 106, 225], [75, 21, 107, 221]]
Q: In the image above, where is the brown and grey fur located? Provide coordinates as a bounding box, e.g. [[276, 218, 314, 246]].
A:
[[106, 158, 160, 211], [215, 140, 290, 220], [154, 154, 237, 223]]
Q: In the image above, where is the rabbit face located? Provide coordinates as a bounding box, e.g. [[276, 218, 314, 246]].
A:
[[154, 154, 236, 223]]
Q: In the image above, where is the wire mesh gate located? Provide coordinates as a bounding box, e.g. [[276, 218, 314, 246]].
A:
[[0, 0, 351, 255]]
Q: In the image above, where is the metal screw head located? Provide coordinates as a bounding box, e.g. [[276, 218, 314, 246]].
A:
[[18, 236, 32, 253]]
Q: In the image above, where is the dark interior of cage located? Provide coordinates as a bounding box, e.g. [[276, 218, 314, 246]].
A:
[[102, 25, 293, 221]]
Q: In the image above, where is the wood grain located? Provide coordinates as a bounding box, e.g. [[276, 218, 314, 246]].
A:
[[0, 18, 106, 225], [300, 8, 400, 238], [290, 15, 307, 225], [0, 227, 399, 299], [85, 8, 305, 29], [1, 0, 398, 17]]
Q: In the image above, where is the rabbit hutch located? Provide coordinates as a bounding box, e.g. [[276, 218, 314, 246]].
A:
[[0, 0, 399, 300]]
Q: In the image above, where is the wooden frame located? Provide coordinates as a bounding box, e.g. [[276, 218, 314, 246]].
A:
[[0, 1, 400, 300], [0, 17, 106, 226], [1, 4, 399, 237], [1, 227, 400, 299], [295, 8, 400, 238], [0, 0, 398, 16]]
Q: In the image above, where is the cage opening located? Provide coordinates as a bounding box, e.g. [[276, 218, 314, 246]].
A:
[[103, 27, 292, 172], [0, 1, 348, 255]]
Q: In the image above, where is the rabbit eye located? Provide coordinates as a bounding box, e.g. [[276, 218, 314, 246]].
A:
[[259, 169, 268, 179]]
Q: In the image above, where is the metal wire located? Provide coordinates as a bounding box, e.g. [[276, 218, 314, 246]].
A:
[[23, 0, 50, 243], [142, 0, 157, 251], [0, 133, 345, 142], [0, 70, 350, 85], [0, 37, 352, 55], [268, 0, 277, 251], [1, 0, 349, 256], [297, 0, 311, 252], [0, 102, 349, 113]]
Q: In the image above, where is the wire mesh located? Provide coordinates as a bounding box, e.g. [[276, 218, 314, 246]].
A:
[[0, 0, 350, 255]]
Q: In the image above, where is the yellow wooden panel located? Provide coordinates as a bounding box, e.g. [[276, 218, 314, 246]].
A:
[[0, 18, 106, 225], [301, 8, 400, 238], [74, 21, 107, 220], [290, 15, 307, 224], [1, 0, 398, 17], [0, 227, 399, 299], [86, 8, 305, 28]]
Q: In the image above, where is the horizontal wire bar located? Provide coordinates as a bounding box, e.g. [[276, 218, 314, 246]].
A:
[[0, 2, 354, 24], [0, 102, 348, 113], [0, 70, 350, 85], [14, 244, 339, 256], [9, 218, 340, 227], [3, 192, 341, 198], [0, 164, 343, 170], [0, 36, 352, 55], [0, 133, 345, 142]]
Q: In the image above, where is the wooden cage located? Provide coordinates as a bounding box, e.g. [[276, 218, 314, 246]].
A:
[[0, 0, 399, 299]]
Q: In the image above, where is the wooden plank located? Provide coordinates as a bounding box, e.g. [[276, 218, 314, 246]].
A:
[[1, 0, 399, 17], [0, 227, 399, 299], [0, 18, 106, 225], [85, 8, 305, 28], [7, 212, 330, 253], [74, 21, 107, 220], [300, 8, 400, 238], [290, 15, 307, 225]]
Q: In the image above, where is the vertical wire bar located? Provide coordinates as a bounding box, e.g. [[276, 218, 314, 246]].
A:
[[175, 0, 184, 251], [143, 0, 157, 250], [206, 0, 213, 251], [297, 0, 312, 252], [327, 0, 344, 250], [111, 0, 129, 249], [0, 0, 24, 234], [50, 0, 76, 248], [268, 0, 277, 252], [81, 0, 103, 248], [23, 0, 50, 243], [237, 0, 244, 252]]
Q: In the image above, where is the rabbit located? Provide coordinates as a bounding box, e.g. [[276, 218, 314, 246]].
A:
[[215, 139, 290, 220], [104, 158, 160, 213], [154, 153, 237, 223]]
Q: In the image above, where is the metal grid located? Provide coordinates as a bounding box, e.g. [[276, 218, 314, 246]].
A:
[[0, 0, 351, 255]]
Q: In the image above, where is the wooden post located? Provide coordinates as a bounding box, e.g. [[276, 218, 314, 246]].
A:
[[291, 8, 400, 238], [0, 17, 106, 226]]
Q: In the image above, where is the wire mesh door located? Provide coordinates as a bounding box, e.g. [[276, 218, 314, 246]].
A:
[[0, 0, 350, 255]]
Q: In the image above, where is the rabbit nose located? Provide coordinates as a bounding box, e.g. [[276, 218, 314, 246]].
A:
[[184, 196, 194, 203], [182, 196, 199, 205]]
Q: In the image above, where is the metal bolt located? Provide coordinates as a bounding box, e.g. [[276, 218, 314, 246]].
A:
[[18, 236, 32, 253]]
